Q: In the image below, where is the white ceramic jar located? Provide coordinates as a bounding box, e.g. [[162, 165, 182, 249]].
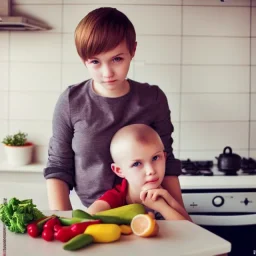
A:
[[4, 142, 34, 167]]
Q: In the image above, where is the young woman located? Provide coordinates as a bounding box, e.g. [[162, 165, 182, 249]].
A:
[[44, 7, 187, 218]]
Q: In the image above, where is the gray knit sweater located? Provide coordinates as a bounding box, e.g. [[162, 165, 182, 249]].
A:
[[44, 79, 181, 207]]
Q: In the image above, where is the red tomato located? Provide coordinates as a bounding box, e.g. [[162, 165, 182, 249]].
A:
[[42, 229, 54, 242], [27, 223, 39, 238]]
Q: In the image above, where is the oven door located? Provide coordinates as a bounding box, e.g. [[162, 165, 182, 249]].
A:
[[190, 213, 256, 256]]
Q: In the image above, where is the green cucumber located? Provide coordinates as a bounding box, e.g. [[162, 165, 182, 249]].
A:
[[63, 234, 93, 251], [72, 209, 94, 219]]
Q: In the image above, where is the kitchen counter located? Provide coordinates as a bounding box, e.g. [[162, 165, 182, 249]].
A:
[[0, 162, 44, 173], [0, 211, 231, 256]]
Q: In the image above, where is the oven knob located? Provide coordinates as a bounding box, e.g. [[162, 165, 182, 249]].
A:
[[212, 196, 224, 207]]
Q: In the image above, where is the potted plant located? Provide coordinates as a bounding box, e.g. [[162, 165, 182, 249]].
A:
[[2, 131, 34, 167]]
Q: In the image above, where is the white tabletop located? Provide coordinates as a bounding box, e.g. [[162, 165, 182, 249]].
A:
[[0, 211, 231, 256]]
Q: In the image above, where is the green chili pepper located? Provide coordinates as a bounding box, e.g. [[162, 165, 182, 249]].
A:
[[63, 234, 93, 251]]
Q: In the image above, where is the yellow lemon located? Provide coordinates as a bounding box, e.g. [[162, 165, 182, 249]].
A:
[[131, 214, 159, 237]]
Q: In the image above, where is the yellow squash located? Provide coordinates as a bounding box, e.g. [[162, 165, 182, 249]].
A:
[[84, 224, 121, 243]]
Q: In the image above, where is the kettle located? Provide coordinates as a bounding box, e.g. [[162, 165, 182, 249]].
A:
[[216, 146, 241, 174]]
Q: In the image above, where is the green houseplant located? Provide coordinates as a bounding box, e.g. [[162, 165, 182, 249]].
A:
[[2, 131, 34, 166]]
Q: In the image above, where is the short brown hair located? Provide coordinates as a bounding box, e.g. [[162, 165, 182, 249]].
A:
[[75, 7, 136, 61]]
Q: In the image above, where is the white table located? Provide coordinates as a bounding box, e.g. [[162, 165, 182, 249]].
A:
[[0, 211, 231, 256]]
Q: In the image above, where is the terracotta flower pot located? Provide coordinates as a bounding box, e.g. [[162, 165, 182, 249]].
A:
[[4, 142, 34, 167]]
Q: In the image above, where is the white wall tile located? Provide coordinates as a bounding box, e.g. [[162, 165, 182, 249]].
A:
[[183, 7, 250, 36], [173, 150, 179, 159], [0, 120, 8, 162], [0, 120, 8, 138], [249, 151, 256, 158], [135, 36, 181, 64], [10, 63, 61, 92], [181, 94, 249, 121], [252, 8, 256, 37], [250, 122, 256, 149], [12, 5, 62, 33], [33, 145, 48, 164], [0, 63, 9, 91], [63, 5, 99, 33], [166, 93, 180, 122], [134, 64, 180, 93], [172, 121, 179, 151], [183, 0, 250, 6], [252, 66, 256, 92], [251, 94, 256, 120], [63, 5, 181, 35], [118, 6, 181, 35], [9, 92, 59, 120], [64, 0, 181, 4], [182, 66, 250, 93], [9, 120, 52, 146], [13, 0, 62, 3], [10, 33, 61, 62], [0, 92, 8, 119], [183, 37, 250, 65], [180, 122, 249, 150], [62, 63, 91, 89], [180, 151, 218, 161], [0, 33, 9, 62], [127, 60, 134, 79], [62, 34, 82, 63], [253, 0, 256, 7], [179, 150, 249, 161], [252, 38, 256, 65]]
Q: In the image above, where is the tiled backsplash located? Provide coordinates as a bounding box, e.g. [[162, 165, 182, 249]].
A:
[[0, 0, 255, 164]]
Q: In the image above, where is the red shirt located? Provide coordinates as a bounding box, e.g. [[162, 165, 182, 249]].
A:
[[98, 179, 128, 208]]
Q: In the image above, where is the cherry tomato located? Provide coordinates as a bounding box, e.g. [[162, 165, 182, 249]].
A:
[[42, 229, 54, 242], [27, 223, 39, 238]]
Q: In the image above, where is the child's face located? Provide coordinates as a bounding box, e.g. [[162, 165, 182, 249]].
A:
[[113, 140, 166, 192], [85, 41, 135, 97]]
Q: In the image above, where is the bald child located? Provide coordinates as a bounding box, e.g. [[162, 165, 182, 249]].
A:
[[87, 124, 192, 221]]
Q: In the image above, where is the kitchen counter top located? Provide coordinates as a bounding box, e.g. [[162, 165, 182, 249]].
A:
[[1, 211, 231, 256], [0, 162, 44, 173]]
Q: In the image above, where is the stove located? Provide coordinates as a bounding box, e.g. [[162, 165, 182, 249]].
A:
[[179, 158, 256, 256], [181, 158, 256, 176], [179, 158, 256, 190]]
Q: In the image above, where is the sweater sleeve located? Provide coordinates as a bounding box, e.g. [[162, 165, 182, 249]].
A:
[[152, 86, 181, 176], [43, 87, 75, 190]]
